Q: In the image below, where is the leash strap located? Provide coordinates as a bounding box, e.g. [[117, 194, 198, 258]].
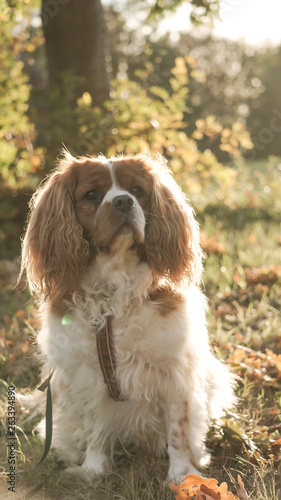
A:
[[36, 370, 54, 466], [96, 316, 124, 401], [19, 373, 53, 499]]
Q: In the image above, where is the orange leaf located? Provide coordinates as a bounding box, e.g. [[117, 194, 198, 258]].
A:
[[170, 474, 239, 500], [270, 438, 281, 447], [246, 234, 257, 244], [18, 341, 30, 354], [15, 309, 28, 320], [218, 482, 230, 495], [200, 232, 227, 255], [200, 484, 221, 499], [265, 349, 281, 378], [227, 349, 246, 365], [235, 475, 250, 500], [5, 340, 16, 347], [180, 475, 219, 491], [245, 265, 281, 285]]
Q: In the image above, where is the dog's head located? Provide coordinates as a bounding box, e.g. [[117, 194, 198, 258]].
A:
[[21, 152, 203, 300]]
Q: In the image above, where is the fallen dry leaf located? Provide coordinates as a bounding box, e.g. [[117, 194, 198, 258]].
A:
[[227, 345, 281, 388], [270, 438, 281, 448], [245, 265, 281, 285], [227, 349, 246, 365], [246, 234, 257, 244], [242, 444, 269, 466], [169, 474, 247, 500], [235, 475, 250, 500], [200, 232, 227, 255], [265, 349, 281, 379]]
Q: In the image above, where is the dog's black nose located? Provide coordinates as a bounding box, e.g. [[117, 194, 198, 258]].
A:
[[112, 195, 134, 213]]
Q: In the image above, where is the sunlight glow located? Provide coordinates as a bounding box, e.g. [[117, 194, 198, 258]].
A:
[[159, 0, 281, 46]]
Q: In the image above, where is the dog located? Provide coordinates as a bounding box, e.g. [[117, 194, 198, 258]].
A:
[[20, 152, 235, 483]]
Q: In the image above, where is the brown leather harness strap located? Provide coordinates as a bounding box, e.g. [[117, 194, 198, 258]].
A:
[[96, 316, 124, 401]]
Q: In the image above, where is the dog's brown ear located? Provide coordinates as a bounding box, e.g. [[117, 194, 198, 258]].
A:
[[21, 165, 89, 301], [144, 175, 203, 286]]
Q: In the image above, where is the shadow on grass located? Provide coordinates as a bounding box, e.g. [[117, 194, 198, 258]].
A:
[[198, 204, 280, 229]]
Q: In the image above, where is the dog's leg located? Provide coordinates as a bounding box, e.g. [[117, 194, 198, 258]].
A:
[[65, 446, 110, 482], [81, 447, 110, 475], [165, 400, 207, 483], [30, 410, 84, 467]]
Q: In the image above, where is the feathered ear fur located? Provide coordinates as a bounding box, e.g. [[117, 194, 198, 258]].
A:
[[21, 162, 89, 301], [144, 159, 203, 286]]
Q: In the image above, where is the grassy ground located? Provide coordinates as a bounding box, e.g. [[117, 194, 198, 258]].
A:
[[0, 159, 281, 499]]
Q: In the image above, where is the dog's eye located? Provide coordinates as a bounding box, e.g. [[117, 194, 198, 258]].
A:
[[85, 190, 100, 202], [131, 186, 145, 198]]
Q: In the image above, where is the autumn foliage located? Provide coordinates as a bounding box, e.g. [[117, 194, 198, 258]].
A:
[[170, 474, 250, 500]]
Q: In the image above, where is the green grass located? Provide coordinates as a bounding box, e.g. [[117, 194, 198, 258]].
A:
[[1, 160, 281, 499]]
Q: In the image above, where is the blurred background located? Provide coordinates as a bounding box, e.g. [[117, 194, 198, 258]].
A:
[[1, 0, 281, 256], [1, 1, 281, 497]]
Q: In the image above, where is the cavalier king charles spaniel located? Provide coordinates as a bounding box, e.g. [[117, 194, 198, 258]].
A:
[[20, 152, 235, 483]]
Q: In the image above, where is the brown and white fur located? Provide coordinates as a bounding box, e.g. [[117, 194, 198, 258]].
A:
[[20, 152, 235, 483]]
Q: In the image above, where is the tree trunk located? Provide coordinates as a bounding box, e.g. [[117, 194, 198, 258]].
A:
[[41, 0, 109, 105]]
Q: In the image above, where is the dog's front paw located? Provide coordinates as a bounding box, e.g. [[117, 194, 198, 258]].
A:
[[64, 449, 110, 482], [167, 463, 201, 485], [64, 465, 92, 483], [57, 448, 83, 466]]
